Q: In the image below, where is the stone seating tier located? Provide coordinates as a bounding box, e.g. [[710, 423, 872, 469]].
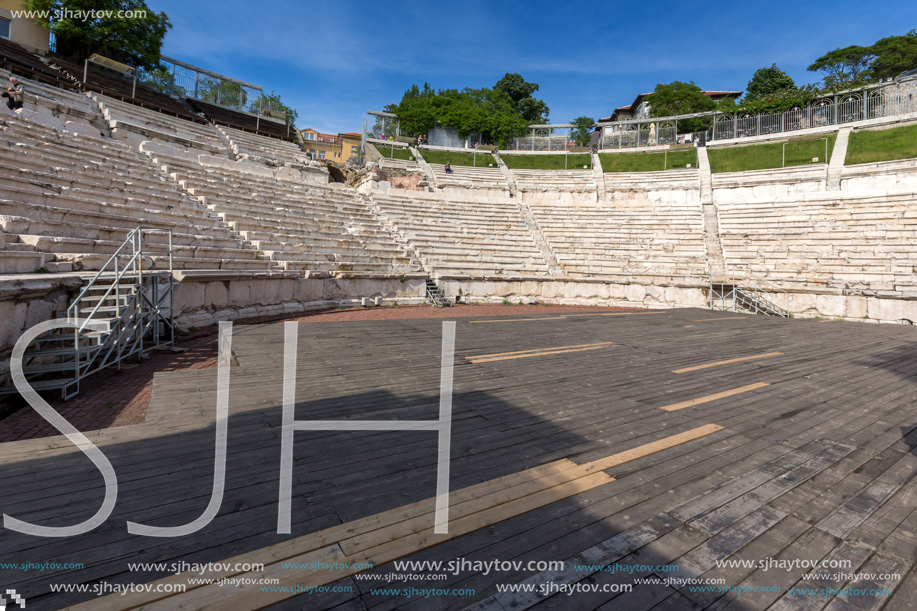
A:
[[717, 195, 917, 291], [604, 169, 700, 190], [0, 115, 262, 273], [218, 125, 309, 165], [711, 164, 828, 188], [95, 94, 228, 153], [428, 164, 507, 189], [188, 98, 289, 140], [528, 199, 706, 278], [0, 39, 74, 88], [50, 57, 205, 124], [0, 67, 100, 122], [142, 148, 418, 273], [511, 169, 596, 192], [372, 194, 551, 276]]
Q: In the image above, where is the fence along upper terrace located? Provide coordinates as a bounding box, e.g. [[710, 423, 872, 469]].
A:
[[597, 74, 917, 150], [364, 74, 916, 154]]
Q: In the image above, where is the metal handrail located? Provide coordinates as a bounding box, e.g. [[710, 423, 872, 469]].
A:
[[708, 262, 790, 317], [62, 227, 174, 396]]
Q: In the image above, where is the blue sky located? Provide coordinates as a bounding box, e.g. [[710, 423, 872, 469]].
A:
[[148, 0, 917, 134]]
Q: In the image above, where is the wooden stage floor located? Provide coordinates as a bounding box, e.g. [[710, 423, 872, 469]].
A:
[[2, 308, 916, 610]]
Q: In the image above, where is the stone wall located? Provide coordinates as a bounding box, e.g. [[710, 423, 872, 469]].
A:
[[437, 276, 709, 310], [0, 275, 83, 377], [172, 272, 428, 328], [437, 275, 916, 323]]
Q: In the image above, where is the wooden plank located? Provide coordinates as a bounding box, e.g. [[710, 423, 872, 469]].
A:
[[466, 317, 567, 324], [659, 382, 770, 412], [156, 473, 616, 610], [580, 424, 725, 473], [479, 514, 679, 611], [74, 424, 724, 610], [469, 345, 609, 364], [468, 342, 615, 360], [672, 351, 783, 373]]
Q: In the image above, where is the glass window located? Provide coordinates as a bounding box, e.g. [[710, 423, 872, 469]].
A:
[[318, 150, 325, 160], [303, 132, 315, 141], [0, 18, 10, 39]]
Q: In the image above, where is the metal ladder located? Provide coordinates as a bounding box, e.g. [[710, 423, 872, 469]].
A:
[[0, 228, 176, 400], [709, 264, 790, 318], [425, 278, 452, 308]]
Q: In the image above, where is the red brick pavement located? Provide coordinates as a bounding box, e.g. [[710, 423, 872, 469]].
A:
[[0, 304, 636, 443]]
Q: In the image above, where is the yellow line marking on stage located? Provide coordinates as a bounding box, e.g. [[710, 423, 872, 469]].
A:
[[682, 325, 695, 328], [562, 311, 666, 318], [689, 316, 749, 322], [672, 352, 784, 374], [577, 423, 725, 473], [469, 345, 609, 363], [467, 311, 666, 324], [84, 424, 725, 611], [468, 316, 567, 323], [660, 382, 771, 412], [468, 341, 615, 360]]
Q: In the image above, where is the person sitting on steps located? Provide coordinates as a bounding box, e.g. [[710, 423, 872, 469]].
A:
[[444, 162, 453, 174], [3, 77, 25, 111]]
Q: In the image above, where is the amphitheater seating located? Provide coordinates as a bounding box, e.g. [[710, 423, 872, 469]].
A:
[[528, 198, 707, 280], [840, 158, 917, 192], [0, 115, 266, 273], [712, 165, 827, 191], [604, 168, 700, 191], [143, 145, 417, 273], [0, 67, 100, 132], [717, 193, 917, 293], [187, 98, 290, 140], [371, 194, 551, 277], [428, 164, 507, 191], [94, 94, 228, 154], [379, 157, 422, 172], [50, 57, 205, 124], [512, 169, 596, 193], [217, 125, 309, 165], [0, 38, 74, 88]]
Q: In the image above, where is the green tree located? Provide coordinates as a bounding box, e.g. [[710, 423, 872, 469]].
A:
[[197, 78, 247, 108], [393, 83, 438, 138], [28, 0, 171, 70], [570, 116, 594, 147], [494, 73, 550, 124], [807, 45, 873, 89], [140, 66, 185, 96], [745, 64, 795, 99], [390, 74, 547, 148], [644, 81, 715, 132], [249, 91, 299, 133], [868, 30, 917, 80]]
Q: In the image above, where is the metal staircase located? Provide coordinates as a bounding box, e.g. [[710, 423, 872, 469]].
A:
[[709, 264, 790, 317], [425, 278, 452, 307], [0, 228, 176, 400]]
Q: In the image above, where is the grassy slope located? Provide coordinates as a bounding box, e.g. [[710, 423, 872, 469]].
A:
[[500, 154, 592, 170], [372, 143, 415, 161], [599, 150, 698, 173], [419, 150, 497, 167], [846, 123, 917, 165], [708, 133, 836, 173]]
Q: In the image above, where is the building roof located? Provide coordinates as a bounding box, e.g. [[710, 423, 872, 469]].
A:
[[601, 89, 743, 123]]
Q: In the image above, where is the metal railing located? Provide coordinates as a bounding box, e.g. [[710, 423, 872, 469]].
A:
[[709, 264, 790, 317], [600, 76, 917, 150], [60, 227, 175, 398]]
